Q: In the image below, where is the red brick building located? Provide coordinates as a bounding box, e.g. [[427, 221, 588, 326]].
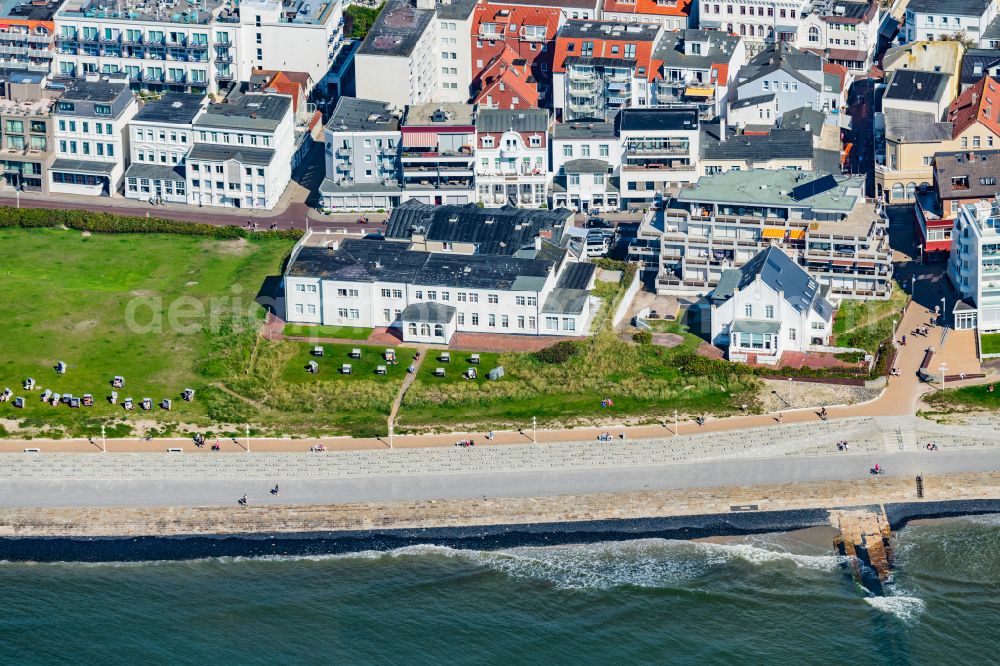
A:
[[471, 3, 562, 99]]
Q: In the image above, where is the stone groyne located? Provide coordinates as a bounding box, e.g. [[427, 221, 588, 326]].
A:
[[2, 471, 999, 541]]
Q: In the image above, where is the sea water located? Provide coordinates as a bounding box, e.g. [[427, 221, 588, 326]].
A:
[[1, 516, 998, 664]]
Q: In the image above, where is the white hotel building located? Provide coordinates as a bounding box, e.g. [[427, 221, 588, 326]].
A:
[[948, 198, 1000, 332], [52, 0, 345, 95]]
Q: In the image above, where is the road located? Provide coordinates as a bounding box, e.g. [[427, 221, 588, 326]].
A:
[[0, 447, 995, 508]]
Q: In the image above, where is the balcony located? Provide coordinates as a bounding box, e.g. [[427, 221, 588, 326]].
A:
[[478, 29, 502, 40], [335, 147, 351, 157], [568, 69, 597, 83], [214, 52, 233, 63], [215, 72, 233, 82], [626, 145, 690, 156]]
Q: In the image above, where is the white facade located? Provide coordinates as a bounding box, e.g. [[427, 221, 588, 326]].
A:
[[551, 129, 621, 175], [435, 12, 474, 103], [618, 110, 701, 205], [948, 198, 1000, 332], [475, 121, 549, 207], [124, 117, 193, 203], [53, 0, 344, 95], [186, 94, 294, 209], [699, 0, 808, 53], [795, 7, 879, 70], [903, 1, 997, 45], [710, 265, 834, 364], [49, 81, 138, 196]]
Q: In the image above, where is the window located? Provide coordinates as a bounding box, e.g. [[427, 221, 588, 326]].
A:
[[427, 290, 437, 300], [765, 305, 774, 319], [515, 296, 526, 306], [594, 174, 605, 185], [789, 328, 797, 342], [482, 136, 494, 148], [469, 293, 479, 303], [624, 44, 635, 58], [974, 136, 982, 148], [457, 313, 465, 325], [518, 316, 525, 329], [562, 318, 576, 331], [295, 284, 305, 292], [599, 144, 609, 157], [415, 290, 423, 299], [294, 304, 304, 314], [457, 292, 467, 302], [744, 304, 752, 318], [393, 289, 403, 298], [487, 293, 499, 304], [527, 296, 536, 306], [487, 314, 496, 327], [545, 316, 559, 331], [581, 144, 591, 157], [562, 145, 573, 157], [501, 315, 509, 328], [569, 174, 580, 186], [94, 104, 112, 116], [808, 26, 819, 43], [471, 313, 479, 326]]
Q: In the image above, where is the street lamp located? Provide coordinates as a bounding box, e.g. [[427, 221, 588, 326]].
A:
[[101, 423, 106, 453], [940, 296, 947, 326], [939, 362, 948, 386], [674, 409, 678, 437], [532, 416, 537, 444], [245, 424, 251, 453], [917, 243, 923, 264]]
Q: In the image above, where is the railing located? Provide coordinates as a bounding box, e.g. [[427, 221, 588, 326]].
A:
[[568, 70, 597, 82]]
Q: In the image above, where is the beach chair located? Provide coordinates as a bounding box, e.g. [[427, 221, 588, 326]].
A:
[[466, 367, 477, 380], [50, 393, 60, 405], [13, 397, 23, 408], [439, 352, 451, 363], [112, 376, 124, 389], [161, 399, 171, 410], [82, 394, 94, 407], [488, 366, 505, 381], [434, 367, 445, 377], [0, 388, 10, 402], [384, 349, 396, 363], [350, 348, 362, 359], [69, 397, 81, 408], [61, 394, 72, 405], [469, 353, 480, 365], [41, 389, 52, 402], [376, 365, 387, 375], [23, 377, 34, 391], [123, 398, 134, 411], [312, 346, 324, 357], [141, 398, 152, 411], [56, 361, 66, 374], [109, 391, 118, 404], [307, 360, 319, 373], [341, 363, 352, 374], [182, 388, 195, 401]]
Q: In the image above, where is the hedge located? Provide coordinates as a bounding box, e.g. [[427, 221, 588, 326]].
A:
[[0, 207, 303, 241]]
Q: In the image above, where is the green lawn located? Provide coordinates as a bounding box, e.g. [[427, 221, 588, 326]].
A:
[[0, 228, 292, 438], [833, 281, 908, 353], [282, 323, 373, 340], [981, 333, 1000, 356], [0, 229, 762, 439], [924, 384, 999, 411]]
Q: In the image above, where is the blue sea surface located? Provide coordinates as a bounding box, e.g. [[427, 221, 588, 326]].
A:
[[1, 515, 998, 664]]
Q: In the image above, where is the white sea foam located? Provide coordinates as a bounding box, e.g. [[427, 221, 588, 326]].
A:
[[690, 541, 846, 573], [864, 594, 926, 624]]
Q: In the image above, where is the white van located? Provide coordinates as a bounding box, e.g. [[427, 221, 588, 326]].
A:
[[585, 236, 610, 257]]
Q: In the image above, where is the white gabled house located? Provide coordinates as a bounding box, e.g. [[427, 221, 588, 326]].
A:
[[709, 246, 835, 364]]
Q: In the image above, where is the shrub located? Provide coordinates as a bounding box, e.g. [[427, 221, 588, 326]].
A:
[[633, 330, 653, 345], [532, 340, 581, 364], [0, 207, 303, 240]]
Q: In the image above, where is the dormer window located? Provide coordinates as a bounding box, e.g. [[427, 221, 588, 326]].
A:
[[482, 136, 495, 148], [529, 135, 541, 147]]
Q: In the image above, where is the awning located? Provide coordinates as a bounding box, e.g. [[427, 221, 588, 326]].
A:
[[832, 259, 854, 266], [732, 319, 781, 335], [788, 229, 806, 240], [684, 86, 714, 97], [50, 158, 115, 175], [761, 227, 785, 239]]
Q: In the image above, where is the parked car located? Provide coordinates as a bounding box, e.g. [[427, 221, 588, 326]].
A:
[[586, 216, 613, 229]]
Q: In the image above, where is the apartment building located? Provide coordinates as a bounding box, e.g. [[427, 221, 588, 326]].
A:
[[650, 29, 745, 121], [494, 0, 600, 21], [913, 150, 1000, 262], [948, 196, 1000, 331], [903, 0, 997, 45], [470, 2, 561, 101], [730, 42, 846, 124], [552, 20, 661, 122], [699, 0, 806, 54], [699, 123, 816, 175], [633, 170, 892, 300], [186, 91, 293, 209], [400, 101, 475, 205], [320, 96, 403, 211], [354, 0, 476, 109], [474, 107, 548, 207], [49, 76, 136, 195], [0, 70, 59, 193], [52, 0, 346, 96], [617, 107, 700, 207], [550, 119, 620, 211], [795, 0, 879, 72], [883, 40, 964, 103], [602, 0, 693, 31], [0, 0, 62, 74], [123, 92, 203, 203]]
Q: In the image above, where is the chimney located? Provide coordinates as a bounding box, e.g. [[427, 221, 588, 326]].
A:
[[719, 117, 725, 142], [916, 82, 922, 90], [535, 236, 542, 250]]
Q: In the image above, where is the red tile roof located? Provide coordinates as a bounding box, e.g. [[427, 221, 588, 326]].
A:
[[948, 76, 1000, 139], [474, 46, 541, 109], [472, 2, 562, 40], [602, 0, 691, 17], [823, 62, 849, 91], [553, 23, 658, 76]]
